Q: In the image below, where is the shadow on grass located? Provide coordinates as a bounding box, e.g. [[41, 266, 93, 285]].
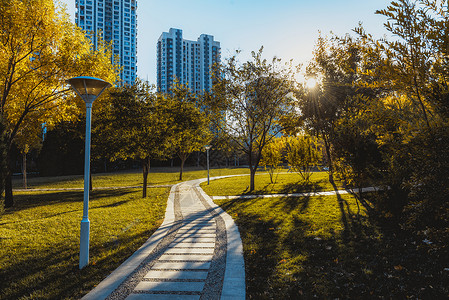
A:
[[0, 229, 155, 300], [240, 180, 326, 197], [3, 189, 134, 216], [217, 194, 449, 299], [280, 180, 326, 194]]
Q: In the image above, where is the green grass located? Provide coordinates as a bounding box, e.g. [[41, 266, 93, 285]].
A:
[[13, 166, 250, 190], [0, 188, 168, 299], [214, 193, 369, 298], [202, 171, 339, 196], [213, 192, 448, 298], [1, 167, 248, 300]]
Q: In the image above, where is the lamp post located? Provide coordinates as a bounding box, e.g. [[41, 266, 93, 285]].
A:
[[67, 76, 111, 269], [205, 145, 211, 185]]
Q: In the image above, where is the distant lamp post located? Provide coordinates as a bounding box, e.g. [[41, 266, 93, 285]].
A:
[[67, 76, 111, 269], [205, 145, 212, 185]]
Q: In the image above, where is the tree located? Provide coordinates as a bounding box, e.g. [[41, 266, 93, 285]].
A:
[[13, 117, 43, 189], [0, 0, 118, 207], [93, 81, 171, 198], [286, 135, 322, 183], [260, 137, 285, 183], [168, 83, 211, 181], [210, 47, 299, 191]]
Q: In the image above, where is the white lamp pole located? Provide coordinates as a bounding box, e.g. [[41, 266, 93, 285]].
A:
[[205, 145, 211, 185], [67, 76, 111, 269]]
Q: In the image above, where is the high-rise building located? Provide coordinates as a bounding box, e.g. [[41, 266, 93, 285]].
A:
[[157, 28, 221, 93], [75, 0, 137, 85]]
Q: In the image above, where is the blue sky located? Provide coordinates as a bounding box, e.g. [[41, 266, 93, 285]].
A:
[[61, 0, 393, 84]]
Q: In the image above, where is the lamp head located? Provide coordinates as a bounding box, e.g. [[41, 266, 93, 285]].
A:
[[67, 76, 111, 105], [205, 145, 212, 150]]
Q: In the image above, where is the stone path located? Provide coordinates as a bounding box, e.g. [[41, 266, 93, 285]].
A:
[[82, 178, 245, 300]]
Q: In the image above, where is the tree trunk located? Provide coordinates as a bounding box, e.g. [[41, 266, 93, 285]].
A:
[[4, 147, 13, 208], [142, 158, 150, 198], [250, 167, 256, 192], [4, 167, 13, 208], [22, 152, 27, 189], [197, 152, 200, 167], [179, 156, 186, 181], [322, 133, 333, 181]]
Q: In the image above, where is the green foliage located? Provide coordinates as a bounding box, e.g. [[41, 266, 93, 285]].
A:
[[295, 0, 449, 227], [37, 121, 84, 176], [168, 82, 212, 180], [93, 80, 172, 197], [260, 137, 285, 183], [286, 135, 322, 183], [209, 47, 300, 191]]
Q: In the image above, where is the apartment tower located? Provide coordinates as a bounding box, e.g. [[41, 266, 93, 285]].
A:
[[75, 0, 137, 85], [157, 28, 221, 93]]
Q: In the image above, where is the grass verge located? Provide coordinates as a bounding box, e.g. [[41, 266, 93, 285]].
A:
[[0, 188, 169, 299], [213, 192, 448, 298], [201, 171, 339, 196], [13, 167, 250, 190]]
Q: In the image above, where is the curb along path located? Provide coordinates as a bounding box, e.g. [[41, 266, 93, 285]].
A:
[[82, 177, 245, 300]]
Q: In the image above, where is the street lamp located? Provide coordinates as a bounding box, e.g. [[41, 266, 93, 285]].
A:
[[205, 145, 211, 185], [67, 76, 111, 269]]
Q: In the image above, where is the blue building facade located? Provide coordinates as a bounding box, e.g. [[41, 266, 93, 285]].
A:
[[75, 0, 137, 85], [157, 28, 221, 93]]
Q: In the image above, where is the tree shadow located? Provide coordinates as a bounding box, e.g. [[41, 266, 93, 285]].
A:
[[278, 195, 311, 213], [280, 180, 325, 194], [329, 175, 351, 240], [2, 189, 134, 215], [0, 229, 155, 300]]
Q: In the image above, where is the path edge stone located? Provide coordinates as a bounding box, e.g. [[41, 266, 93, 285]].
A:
[[81, 183, 181, 300]]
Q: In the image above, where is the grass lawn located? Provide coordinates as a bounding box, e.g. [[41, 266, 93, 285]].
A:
[[12, 166, 250, 190], [0, 188, 168, 300], [212, 191, 448, 298], [1, 167, 248, 300], [201, 171, 340, 196]]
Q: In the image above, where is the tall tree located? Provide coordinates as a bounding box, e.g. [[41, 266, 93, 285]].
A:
[[209, 47, 299, 191], [169, 83, 211, 181], [0, 0, 118, 207], [260, 137, 285, 184], [286, 135, 322, 183], [93, 81, 172, 198]]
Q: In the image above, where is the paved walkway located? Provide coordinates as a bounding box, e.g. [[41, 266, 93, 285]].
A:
[[82, 177, 245, 300]]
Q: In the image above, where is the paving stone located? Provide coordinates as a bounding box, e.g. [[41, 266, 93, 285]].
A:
[[177, 229, 216, 234], [134, 281, 205, 292], [144, 270, 208, 280], [126, 294, 200, 300], [158, 254, 213, 261], [173, 237, 216, 243], [151, 261, 211, 270], [181, 224, 216, 229], [170, 242, 215, 248], [134, 281, 204, 292], [175, 233, 216, 238], [165, 247, 215, 254]]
